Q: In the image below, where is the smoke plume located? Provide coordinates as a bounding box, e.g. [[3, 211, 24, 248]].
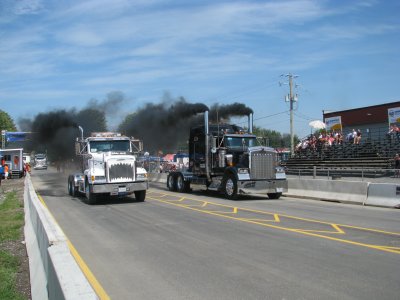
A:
[[17, 91, 254, 160], [209, 102, 253, 122], [118, 97, 253, 154], [22, 108, 107, 161], [118, 96, 208, 153], [86, 91, 127, 130]]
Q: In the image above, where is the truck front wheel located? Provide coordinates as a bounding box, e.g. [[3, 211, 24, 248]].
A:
[[68, 177, 77, 197], [267, 192, 282, 200], [134, 190, 146, 202], [85, 180, 97, 205], [222, 174, 238, 200]]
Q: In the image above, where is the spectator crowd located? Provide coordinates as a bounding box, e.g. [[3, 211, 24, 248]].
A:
[[296, 129, 363, 153]]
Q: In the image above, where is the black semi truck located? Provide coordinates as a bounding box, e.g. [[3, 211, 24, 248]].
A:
[[167, 110, 287, 199]]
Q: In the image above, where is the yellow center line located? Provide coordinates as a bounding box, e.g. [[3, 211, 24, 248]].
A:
[[37, 194, 110, 299], [149, 190, 400, 236], [148, 195, 400, 255]]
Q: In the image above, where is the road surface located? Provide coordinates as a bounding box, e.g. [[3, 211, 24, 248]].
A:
[[30, 168, 400, 300]]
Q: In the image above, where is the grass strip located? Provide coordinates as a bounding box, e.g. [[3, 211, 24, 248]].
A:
[[0, 191, 26, 300]]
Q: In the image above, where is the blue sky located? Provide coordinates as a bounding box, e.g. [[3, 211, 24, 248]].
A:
[[0, 0, 399, 138]]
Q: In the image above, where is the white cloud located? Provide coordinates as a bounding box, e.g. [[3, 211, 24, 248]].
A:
[[59, 26, 105, 47], [13, 0, 44, 15]]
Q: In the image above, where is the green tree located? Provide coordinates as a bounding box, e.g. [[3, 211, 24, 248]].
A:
[[0, 110, 17, 132], [252, 125, 299, 148]]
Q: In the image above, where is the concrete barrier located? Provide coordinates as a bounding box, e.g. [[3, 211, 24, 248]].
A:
[[365, 183, 400, 208], [24, 174, 98, 299], [287, 178, 369, 204], [149, 174, 370, 204], [148, 173, 168, 183]]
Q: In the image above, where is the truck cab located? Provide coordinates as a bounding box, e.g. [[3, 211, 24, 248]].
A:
[[68, 131, 148, 204], [168, 111, 288, 200]]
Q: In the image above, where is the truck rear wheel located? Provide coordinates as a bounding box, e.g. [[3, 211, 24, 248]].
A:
[[222, 174, 238, 200], [134, 190, 146, 202], [176, 174, 190, 193], [85, 180, 97, 205], [167, 173, 176, 191], [268, 192, 282, 199]]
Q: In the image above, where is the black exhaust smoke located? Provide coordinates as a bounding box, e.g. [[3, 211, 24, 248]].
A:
[[18, 91, 253, 159], [22, 108, 107, 161], [118, 96, 208, 154], [209, 102, 253, 122], [118, 98, 253, 154]]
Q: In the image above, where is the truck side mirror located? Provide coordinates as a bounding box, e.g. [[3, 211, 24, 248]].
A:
[[75, 141, 87, 155]]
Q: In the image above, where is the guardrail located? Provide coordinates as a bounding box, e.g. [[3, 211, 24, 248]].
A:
[[286, 167, 398, 182], [24, 174, 98, 300]]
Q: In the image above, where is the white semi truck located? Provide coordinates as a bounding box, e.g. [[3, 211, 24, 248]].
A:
[[68, 127, 148, 204], [33, 153, 48, 170]]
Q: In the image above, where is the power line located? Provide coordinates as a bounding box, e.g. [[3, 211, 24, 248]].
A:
[[293, 111, 319, 121], [234, 110, 289, 125]]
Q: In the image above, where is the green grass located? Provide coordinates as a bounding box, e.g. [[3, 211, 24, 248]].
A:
[[0, 250, 24, 300], [0, 191, 24, 241], [0, 191, 26, 300]]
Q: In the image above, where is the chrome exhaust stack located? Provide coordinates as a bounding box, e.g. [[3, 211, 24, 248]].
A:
[[78, 126, 84, 141], [248, 113, 253, 134]]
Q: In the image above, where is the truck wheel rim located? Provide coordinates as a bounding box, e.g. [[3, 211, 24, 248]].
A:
[[168, 176, 173, 187], [226, 179, 234, 195], [177, 176, 183, 190]]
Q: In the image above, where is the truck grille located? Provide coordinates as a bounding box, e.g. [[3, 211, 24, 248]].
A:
[[108, 162, 135, 182], [250, 150, 275, 179]]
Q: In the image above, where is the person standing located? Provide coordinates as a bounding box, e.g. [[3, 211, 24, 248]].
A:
[[395, 154, 400, 178], [0, 164, 3, 185], [4, 164, 9, 179], [355, 129, 362, 144]]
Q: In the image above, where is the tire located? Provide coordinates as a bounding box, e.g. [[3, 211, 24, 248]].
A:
[[268, 192, 282, 200], [222, 173, 238, 200], [167, 174, 176, 191], [68, 177, 78, 197], [68, 177, 73, 196], [85, 179, 97, 205], [176, 174, 190, 193], [134, 190, 146, 202]]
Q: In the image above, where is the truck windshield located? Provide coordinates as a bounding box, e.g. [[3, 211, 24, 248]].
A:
[[90, 140, 130, 153], [225, 136, 257, 149]]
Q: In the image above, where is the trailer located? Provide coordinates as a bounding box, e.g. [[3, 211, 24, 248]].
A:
[[0, 148, 24, 178]]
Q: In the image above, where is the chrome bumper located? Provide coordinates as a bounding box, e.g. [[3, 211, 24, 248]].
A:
[[238, 179, 288, 195], [92, 181, 148, 195]]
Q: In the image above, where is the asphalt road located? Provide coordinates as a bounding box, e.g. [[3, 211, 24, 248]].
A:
[[30, 168, 400, 300]]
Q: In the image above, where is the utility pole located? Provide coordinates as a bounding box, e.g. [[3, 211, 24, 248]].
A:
[[283, 73, 298, 156]]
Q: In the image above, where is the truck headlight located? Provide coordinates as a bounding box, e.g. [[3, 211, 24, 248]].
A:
[[238, 168, 249, 174], [137, 173, 147, 180]]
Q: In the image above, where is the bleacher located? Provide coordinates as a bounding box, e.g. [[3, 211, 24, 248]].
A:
[[283, 137, 400, 177]]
